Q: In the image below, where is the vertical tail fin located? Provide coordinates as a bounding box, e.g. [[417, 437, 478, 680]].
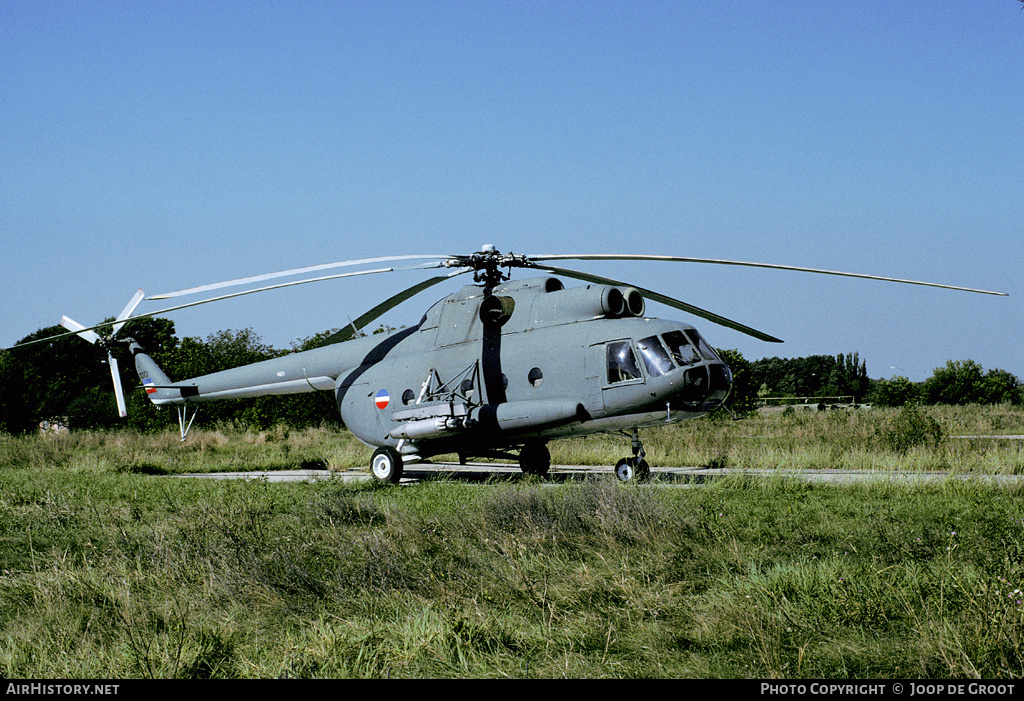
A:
[[130, 341, 178, 406]]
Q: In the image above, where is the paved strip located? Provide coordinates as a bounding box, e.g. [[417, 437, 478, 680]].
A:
[[952, 435, 1024, 440], [178, 463, 1024, 486]]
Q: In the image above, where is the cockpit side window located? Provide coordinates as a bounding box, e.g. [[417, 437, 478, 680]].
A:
[[663, 330, 701, 366], [637, 335, 673, 378], [606, 341, 643, 384]]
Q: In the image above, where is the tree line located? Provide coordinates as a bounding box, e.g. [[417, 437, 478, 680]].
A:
[[724, 352, 1022, 412], [1, 318, 1020, 435], [0, 317, 341, 435]]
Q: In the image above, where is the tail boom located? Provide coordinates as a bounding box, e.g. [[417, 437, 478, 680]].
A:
[[130, 342, 346, 407]]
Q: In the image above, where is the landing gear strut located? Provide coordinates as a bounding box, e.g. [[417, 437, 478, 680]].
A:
[[615, 428, 650, 482]]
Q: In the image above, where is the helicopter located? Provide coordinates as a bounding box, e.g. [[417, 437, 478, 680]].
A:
[[17, 245, 1007, 482]]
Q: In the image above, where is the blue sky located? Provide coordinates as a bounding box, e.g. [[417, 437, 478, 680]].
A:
[[3, 1, 1021, 383]]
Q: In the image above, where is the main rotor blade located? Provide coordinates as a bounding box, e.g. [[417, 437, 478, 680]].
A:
[[317, 270, 469, 346], [9, 263, 452, 350], [533, 263, 785, 343], [527, 254, 1008, 297], [149, 254, 459, 300]]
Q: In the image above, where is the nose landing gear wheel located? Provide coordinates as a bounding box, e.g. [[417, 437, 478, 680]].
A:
[[371, 446, 404, 483], [615, 428, 651, 482]]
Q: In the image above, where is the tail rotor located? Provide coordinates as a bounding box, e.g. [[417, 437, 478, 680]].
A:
[[59, 289, 145, 418]]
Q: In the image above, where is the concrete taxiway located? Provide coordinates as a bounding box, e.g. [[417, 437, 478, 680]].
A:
[[177, 462, 1024, 487]]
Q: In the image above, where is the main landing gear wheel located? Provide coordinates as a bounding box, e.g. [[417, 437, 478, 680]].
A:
[[371, 446, 404, 483], [615, 457, 650, 482], [519, 441, 551, 477]]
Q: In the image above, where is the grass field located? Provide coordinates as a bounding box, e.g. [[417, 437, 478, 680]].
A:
[[1, 405, 1023, 678]]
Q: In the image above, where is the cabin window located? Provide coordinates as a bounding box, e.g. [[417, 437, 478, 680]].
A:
[[638, 336, 673, 378], [402, 389, 416, 405], [529, 367, 544, 387], [606, 341, 642, 384], [663, 330, 701, 367]]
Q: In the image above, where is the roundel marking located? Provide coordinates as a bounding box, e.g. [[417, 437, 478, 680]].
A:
[[374, 389, 390, 410]]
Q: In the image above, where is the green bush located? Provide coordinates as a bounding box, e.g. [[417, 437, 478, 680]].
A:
[[872, 376, 922, 407], [877, 402, 943, 454]]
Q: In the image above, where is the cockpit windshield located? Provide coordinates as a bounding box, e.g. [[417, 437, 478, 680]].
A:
[[606, 330, 724, 385], [692, 327, 724, 360], [689, 330, 722, 363], [662, 330, 701, 366]]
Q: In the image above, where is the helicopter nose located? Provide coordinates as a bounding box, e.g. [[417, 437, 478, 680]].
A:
[[671, 361, 733, 412]]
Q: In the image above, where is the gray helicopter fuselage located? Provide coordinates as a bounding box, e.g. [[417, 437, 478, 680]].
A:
[[137, 276, 732, 460]]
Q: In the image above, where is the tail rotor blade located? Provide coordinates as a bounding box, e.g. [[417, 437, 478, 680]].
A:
[[109, 353, 127, 418], [112, 289, 145, 336], [56, 288, 145, 348], [60, 316, 102, 345]]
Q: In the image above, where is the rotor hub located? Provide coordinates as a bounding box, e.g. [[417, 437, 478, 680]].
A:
[[446, 246, 534, 291]]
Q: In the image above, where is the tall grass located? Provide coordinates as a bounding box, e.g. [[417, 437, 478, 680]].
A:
[[1, 405, 1023, 678], [0, 423, 369, 475], [549, 404, 1024, 474], [2, 404, 1021, 476]]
